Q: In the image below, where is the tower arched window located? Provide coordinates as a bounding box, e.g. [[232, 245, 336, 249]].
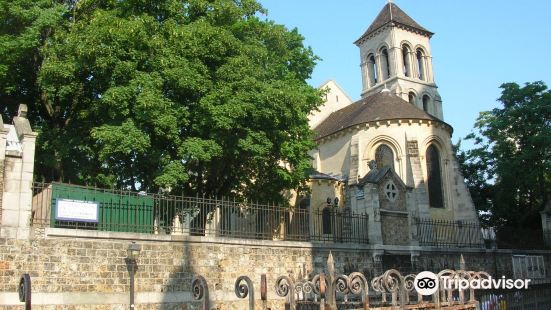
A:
[[368, 54, 378, 85], [380, 48, 390, 80], [408, 92, 416, 105], [375, 144, 395, 170], [416, 49, 426, 81], [422, 95, 430, 113], [426, 145, 444, 208], [402, 45, 412, 77]]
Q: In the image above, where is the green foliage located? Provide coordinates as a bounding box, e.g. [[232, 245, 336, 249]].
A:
[[0, 0, 323, 203], [458, 81, 551, 228]]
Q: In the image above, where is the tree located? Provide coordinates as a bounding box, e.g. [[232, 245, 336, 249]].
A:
[[458, 81, 551, 228], [0, 0, 323, 203]]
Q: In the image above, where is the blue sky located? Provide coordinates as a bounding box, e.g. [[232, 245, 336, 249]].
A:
[[258, 0, 551, 146]]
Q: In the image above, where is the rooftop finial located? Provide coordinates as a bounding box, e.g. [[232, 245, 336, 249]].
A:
[[388, 0, 393, 20]]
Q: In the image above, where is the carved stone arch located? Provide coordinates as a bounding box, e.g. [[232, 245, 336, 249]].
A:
[[363, 48, 377, 60], [363, 135, 403, 177], [366, 52, 378, 86], [414, 45, 429, 81], [377, 43, 392, 81], [421, 136, 448, 209], [400, 41, 414, 77], [376, 42, 391, 53], [407, 88, 419, 106], [413, 44, 429, 56], [421, 93, 432, 114], [420, 135, 448, 160]]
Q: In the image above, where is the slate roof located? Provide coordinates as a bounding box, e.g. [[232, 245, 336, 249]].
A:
[[355, 3, 433, 44], [308, 169, 343, 182], [358, 166, 411, 189], [313, 90, 448, 139]]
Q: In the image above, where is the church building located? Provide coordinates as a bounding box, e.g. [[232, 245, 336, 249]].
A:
[[305, 2, 479, 246]]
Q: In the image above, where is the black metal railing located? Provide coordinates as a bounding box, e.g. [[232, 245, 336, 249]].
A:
[[31, 182, 368, 243], [415, 217, 485, 248]]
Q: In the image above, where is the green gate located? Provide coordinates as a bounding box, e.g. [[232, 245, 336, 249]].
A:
[[49, 183, 154, 233]]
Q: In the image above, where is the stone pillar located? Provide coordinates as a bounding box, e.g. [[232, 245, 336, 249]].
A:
[[372, 250, 384, 276], [348, 136, 359, 185], [410, 251, 420, 272], [360, 61, 369, 92], [1, 105, 37, 240]]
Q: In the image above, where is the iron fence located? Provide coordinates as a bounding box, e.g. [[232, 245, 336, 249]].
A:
[[415, 217, 485, 248], [31, 182, 368, 243]]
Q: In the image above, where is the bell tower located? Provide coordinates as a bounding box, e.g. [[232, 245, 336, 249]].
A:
[[355, 2, 443, 119]]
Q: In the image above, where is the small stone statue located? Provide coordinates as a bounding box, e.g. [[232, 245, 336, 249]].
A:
[[368, 160, 377, 171]]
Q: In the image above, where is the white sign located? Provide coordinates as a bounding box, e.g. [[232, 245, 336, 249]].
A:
[[56, 199, 99, 222]]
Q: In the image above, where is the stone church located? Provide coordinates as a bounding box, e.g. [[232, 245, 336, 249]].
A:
[[304, 2, 479, 246]]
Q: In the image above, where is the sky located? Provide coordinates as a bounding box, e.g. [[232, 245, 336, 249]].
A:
[[258, 0, 551, 147]]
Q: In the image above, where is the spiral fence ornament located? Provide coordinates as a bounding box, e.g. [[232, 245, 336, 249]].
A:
[[235, 276, 251, 298], [403, 274, 418, 304], [275, 275, 295, 310], [437, 269, 456, 304], [18, 274, 31, 310], [295, 280, 315, 297], [334, 274, 350, 294], [235, 276, 255, 310], [191, 275, 209, 310], [275, 275, 293, 298], [382, 269, 403, 293], [371, 275, 387, 304], [310, 273, 326, 298], [348, 272, 369, 308]]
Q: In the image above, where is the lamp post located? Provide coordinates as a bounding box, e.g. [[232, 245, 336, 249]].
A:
[[126, 242, 141, 309]]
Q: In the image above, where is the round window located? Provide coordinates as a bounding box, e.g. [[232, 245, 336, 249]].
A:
[[385, 180, 398, 202]]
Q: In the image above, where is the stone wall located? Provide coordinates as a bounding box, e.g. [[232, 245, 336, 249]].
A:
[[0, 229, 550, 309]]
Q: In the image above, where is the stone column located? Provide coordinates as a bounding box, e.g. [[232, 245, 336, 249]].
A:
[[372, 250, 384, 276], [410, 251, 420, 272], [360, 61, 369, 91], [1, 105, 37, 240]]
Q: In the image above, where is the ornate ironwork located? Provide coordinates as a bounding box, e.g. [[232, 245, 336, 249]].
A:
[[235, 276, 254, 310], [275, 275, 295, 310], [191, 275, 209, 310], [18, 274, 31, 310], [260, 274, 267, 301]]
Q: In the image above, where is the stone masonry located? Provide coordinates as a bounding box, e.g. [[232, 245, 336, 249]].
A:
[[0, 229, 550, 309]]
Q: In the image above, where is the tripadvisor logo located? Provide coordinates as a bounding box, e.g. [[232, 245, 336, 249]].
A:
[[441, 275, 531, 291], [414, 271, 532, 296], [414, 271, 439, 295]]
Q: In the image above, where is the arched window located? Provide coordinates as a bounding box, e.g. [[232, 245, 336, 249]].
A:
[[416, 49, 426, 81], [408, 92, 416, 105], [402, 45, 411, 77], [423, 95, 430, 113], [322, 207, 332, 234], [375, 144, 395, 170], [380, 48, 390, 80], [368, 54, 378, 85], [426, 145, 444, 208]]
